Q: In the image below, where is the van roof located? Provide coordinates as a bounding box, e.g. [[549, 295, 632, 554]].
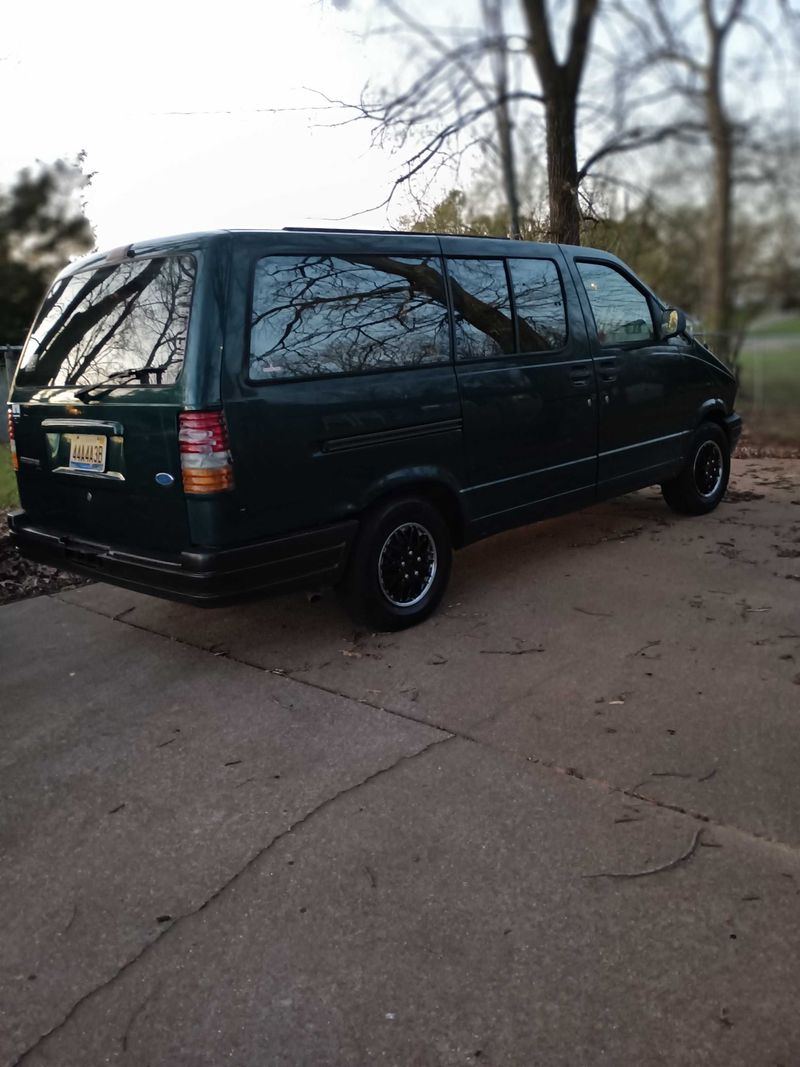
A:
[[56, 227, 619, 281]]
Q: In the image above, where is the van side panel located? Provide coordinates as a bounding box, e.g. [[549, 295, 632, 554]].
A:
[[219, 234, 465, 548], [561, 246, 736, 498], [9, 228, 742, 610], [441, 239, 598, 539]]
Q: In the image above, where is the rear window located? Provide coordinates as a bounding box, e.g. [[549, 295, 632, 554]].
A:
[[16, 255, 196, 388]]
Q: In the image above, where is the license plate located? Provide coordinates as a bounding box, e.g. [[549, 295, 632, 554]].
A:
[[68, 434, 107, 473]]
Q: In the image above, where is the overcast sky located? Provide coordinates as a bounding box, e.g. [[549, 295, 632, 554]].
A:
[[2, 1, 797, 251], [0, 0, 412, 247]]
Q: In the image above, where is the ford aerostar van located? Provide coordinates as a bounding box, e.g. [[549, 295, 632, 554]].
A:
[[8, 228, 741, 629]]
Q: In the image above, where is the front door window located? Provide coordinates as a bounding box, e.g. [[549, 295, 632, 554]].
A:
[[577, 262, 654, 345]]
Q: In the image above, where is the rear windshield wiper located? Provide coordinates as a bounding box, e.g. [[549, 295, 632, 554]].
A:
[[74, 365, 171, 401]]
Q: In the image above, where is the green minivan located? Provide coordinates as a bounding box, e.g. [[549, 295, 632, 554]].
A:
[[8, 228, 741, 628]]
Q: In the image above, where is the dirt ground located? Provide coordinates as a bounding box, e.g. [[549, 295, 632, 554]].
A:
[[0, 514, 86, 605]]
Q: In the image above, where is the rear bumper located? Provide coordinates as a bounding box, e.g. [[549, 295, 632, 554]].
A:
[[725, 412, 743, 449], [7, 511, 358, 606]]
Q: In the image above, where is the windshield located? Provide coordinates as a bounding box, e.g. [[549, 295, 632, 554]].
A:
[[16, 255, 196, 388]]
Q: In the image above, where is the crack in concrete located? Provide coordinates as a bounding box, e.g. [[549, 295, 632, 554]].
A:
[[522, 756, 800, 860], [16, 582, 800, 1063], [54, 596, 453, 741], [120, 980, 161, 1053], [9, 733, 454, 1066], [55, 594, 800, 857]]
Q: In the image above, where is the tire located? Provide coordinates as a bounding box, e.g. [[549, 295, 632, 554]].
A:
[[661, 422, 730, 515], [338, 496, 452, 630]]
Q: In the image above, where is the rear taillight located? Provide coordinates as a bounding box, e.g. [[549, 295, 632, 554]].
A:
[[7, 410, 18, 471], [178, 411, 234, 493]]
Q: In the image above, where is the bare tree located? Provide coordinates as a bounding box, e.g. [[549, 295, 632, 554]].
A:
[[641, 0, 743, 357], [316, 1, 680, 244], [319, 0, 798, 263], [616, 0, 800, 363], [481, 0, 523, 237], [314, 0, 542, 233], [316, 1, 599, 240], [520, 0, 598, 244], [701, 0, 743, 359]]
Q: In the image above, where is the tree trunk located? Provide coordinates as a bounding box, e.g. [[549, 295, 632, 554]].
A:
[[708, 125, 734, 363], [545, 90, 581, 245], [482, 0, 522, 238], [496, 91, 523, 239], [521, 0, 598, 246], [705, 32, 734, 365]]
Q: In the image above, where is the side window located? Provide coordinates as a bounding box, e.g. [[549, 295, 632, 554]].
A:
[[446, 257, 514, 361], [508, 258, 567, 352], [249, 254, 450, 380], [576, 262, 654, 345]]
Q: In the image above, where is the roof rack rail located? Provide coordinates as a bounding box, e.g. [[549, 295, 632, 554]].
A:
[[281, 226, 519, 240], [282, 226, 404, 235]]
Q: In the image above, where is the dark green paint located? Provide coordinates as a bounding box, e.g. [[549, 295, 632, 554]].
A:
[[9, 228, 739, 603]]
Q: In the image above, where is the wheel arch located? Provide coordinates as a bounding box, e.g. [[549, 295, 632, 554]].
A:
[[696, 398, 728, 431], [695, 399, 742, 451], [360, 469, 466, 548]]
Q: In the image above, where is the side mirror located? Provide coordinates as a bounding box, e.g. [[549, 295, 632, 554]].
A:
[[660, 306, 687, 340]]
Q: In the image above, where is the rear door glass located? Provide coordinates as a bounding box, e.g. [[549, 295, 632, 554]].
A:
[[507, 258, 567, 352], [16, 256, 196, 388], [445, 258, 514, 361]]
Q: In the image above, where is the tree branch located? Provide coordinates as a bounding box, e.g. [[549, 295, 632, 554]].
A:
[[566, 0, 601, 92], [577, 121, 707, 181]]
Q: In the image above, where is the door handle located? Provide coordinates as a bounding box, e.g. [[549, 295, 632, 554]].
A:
[[568, 364, 591, 387], [597, 351, 620, 384], [596, 358, 618, 383]]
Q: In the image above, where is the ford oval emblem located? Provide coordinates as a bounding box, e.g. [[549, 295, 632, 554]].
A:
[[155, 472, 175, 487]]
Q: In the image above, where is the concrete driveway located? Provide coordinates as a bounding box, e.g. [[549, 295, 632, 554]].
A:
[[1, 457, 799, 1067]]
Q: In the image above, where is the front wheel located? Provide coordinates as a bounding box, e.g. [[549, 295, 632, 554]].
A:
[[661, 423, 730, 515], [338, 496, 452, 630]]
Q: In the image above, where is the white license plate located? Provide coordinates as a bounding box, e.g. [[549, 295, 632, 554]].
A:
[[68, 434, 107, 473]]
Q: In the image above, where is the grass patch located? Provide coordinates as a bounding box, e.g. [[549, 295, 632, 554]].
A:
[[738, 344, 799, 381], [736, 345, 800, 444], [749, 315, 800, 338], [0, 444, 19, 510]]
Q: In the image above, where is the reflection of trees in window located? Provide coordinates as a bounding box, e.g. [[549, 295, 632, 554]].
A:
[[250, 255, 451, 380], [508, 259, 567, 352], [577, 262, 654, 345], [446, 258, 514, 361], [18, 256, 195, 387]]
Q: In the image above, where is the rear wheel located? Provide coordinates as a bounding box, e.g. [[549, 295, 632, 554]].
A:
[[661, 422, 730, 515], [339, 496, 452, 630]]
